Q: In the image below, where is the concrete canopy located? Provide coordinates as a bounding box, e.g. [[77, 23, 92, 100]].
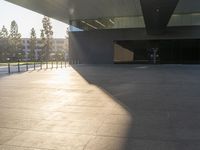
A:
[[6, 0, 200, 34], [6, 0, 143, 23]]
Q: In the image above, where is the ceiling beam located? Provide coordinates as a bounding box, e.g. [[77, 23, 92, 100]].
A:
[[140, 0, 179, 35]]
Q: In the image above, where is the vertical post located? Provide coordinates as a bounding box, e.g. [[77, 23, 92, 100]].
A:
[[56, 60, 58, 69], [52, 61, 53, 69], [8, 63, 10, 74], [18, 60, 20, 72], [41, 61, 42, 69], [61, 61, 62, 68], [34, 62, 36, 70], [65, 60, 66, 68], [26, 62, 28, 71], [46, 61, 48, 69]]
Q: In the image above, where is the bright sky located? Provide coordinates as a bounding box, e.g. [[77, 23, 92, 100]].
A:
[[0, 0, 68, 38]]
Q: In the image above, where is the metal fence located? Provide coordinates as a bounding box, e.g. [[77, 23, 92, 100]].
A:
[[0, 61, 70, 75]]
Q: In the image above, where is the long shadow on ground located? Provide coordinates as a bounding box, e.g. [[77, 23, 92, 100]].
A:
[[72, 64, 200, 150]]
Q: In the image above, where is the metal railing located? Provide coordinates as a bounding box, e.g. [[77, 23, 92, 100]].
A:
[[0, 59, 81, 75], [0, 61, 68, 75]]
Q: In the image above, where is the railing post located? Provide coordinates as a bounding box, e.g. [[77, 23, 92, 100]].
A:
[[26, 62, 28, 71], [8, 63, 10, 74], [46, 61, 48, 69], [18, 60, 20, 72], [41, 61, 42, 69], [34, 62, 36, 70]]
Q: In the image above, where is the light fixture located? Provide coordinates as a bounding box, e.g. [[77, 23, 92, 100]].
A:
[[191, 13, 200, 16], [81, 21, 97, 29], [109, 19, 115, 24], [95, 20, 106, 27], [156, 8, 159, 12]]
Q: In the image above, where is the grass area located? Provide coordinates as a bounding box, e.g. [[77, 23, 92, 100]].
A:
[[0, 62, 34, 66]]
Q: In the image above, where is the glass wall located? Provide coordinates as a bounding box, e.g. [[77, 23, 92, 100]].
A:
[[116, 39, 200, 64], [168, 13, 200, 26]]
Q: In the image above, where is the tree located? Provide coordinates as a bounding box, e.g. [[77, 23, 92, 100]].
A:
[[0, 26, 8, 38], [41, 16, 53, 61], [39, 29, 46, 61], [29, 28, 37, 61], [9, 20, 23, 60], [0, 26, 9, 62], [55, 49, 65, 61]]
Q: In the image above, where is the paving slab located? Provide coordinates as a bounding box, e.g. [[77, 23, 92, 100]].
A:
[[0, 65, 200, 149]]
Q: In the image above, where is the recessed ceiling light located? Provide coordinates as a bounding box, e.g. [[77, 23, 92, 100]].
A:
[[109, 19, 115, 24], [95, 20, 106, 27], [81, 21, 97, 29]]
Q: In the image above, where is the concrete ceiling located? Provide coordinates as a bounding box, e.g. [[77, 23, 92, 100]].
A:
[[6, 0, 143, 23], [6, 0, 200, 34]]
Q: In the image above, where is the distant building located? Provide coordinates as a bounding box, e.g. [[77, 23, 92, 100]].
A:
[[22, 38, 69, 60]]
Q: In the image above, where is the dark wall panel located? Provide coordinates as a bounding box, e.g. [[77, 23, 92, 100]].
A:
[[69, 26, 200, 64], [159, 40, 200, 64]]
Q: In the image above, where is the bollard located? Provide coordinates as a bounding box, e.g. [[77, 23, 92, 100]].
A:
[[46, 62, 48, 69], [8, 63, 10, 74], [61, 61, 63, 68], [18, 60, 20, 72], [26, 63, 28, 71], [41, 61, 42, 69], [34, 62, 36, 70]]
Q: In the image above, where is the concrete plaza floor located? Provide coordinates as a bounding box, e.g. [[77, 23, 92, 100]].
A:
[[0, 65, 200, 150]]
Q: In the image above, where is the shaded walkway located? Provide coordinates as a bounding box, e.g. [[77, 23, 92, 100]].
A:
[[0, 65, 200, 149]]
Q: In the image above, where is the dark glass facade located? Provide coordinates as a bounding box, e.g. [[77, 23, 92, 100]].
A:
[[115, 39, 200, 64]]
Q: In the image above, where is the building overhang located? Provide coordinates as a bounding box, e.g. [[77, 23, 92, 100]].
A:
[[5, 0, 200, 35]]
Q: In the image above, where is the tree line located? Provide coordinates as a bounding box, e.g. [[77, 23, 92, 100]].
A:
[[0, 16, 68, 62]]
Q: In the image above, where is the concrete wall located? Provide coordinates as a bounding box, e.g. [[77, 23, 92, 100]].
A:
[[69, 26, 200, 64]]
